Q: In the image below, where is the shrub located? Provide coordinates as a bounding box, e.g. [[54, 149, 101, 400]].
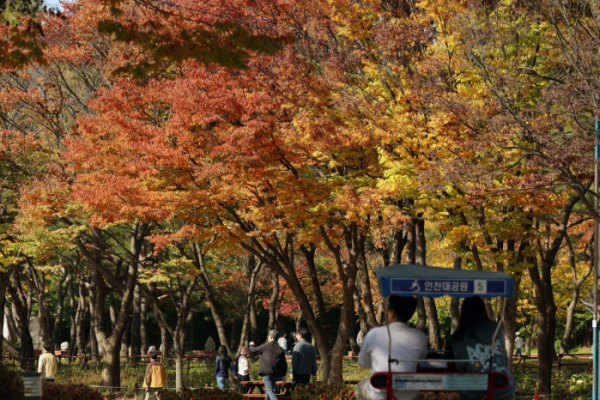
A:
[[160, 388, 245, 400], [292, 383, 354, 400], [0, 364, 24, 400], [42, 382, 104, 400], [290, 382, 461, 400]]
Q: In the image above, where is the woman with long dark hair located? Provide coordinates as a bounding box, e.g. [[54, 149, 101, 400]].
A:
[[450, 297, 517, 400], [215, 345, 236, 390]]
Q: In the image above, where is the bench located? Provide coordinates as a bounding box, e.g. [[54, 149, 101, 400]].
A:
[[240, 381, 292, 399]]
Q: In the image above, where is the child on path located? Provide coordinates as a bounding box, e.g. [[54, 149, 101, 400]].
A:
[[237, 346, 250, 394], [515, 332, 523, 357]]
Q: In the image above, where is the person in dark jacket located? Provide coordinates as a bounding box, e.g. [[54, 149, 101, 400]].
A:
[[249, 330, 288, 400], [289, 332, 298, 348], [290, 327, 317, 391], [449, 297, 517, 400], [215, 345, 236, 390]]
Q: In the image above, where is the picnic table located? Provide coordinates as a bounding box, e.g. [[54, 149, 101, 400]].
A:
[[240, 381, 292, 399]]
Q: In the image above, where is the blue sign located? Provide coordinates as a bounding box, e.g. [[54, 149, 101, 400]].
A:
[[390, 278, 506, 296]]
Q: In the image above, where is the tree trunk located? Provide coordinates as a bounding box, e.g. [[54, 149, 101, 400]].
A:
[[197, 275, 231, 354], [174, 349, 184, 391], [415, 217, 442, 349], [52, 265, 70, 350], [249, 294, 258, 342], [190, 243, 232, 354], [172, 313, 192, 392], [406, 219, 416, 264], [349, 319, 361, 355], [268, 270, 279, 332], [148, 283, 170, 358], [238, 310, 250, 355], [561, 239, 593, 354], [230, 319, 239, 352], [503, 292, 519, 369], [328, 262, 357, 382], [357, 248, 378, 329], [389, 230, 407, 265], [6, 272, 35, 370], [321, 225, 363, 383], [6, 301, 20, 340], [25, 261, 53, 349], [67, 272, 77, 363], [560, 292, 578, 355], [450, 255, 462, 334], [529, 254, 552, 394], [237, 231, 334, 382], [535, 194, 579, 395], [121, 317, 130, 357], [150, 244, 203, 392], [140, 297, 148, 354], [108, 292, 117, 333], [157, 312, 170, 358], [130, 285, 142, 356], [0, 271, 6, 360], [101, 345, 122, 390], [301, 245, 335, 345], [423, 298, 442, 349], [526, 315, 534, 356], [4, 303, 16, 343], [415, 297, 426, 330], [84, 225, 145, 389], [75, 274, 87, 366], [353, 286, 369, 338], [237, 256, 262, 355], [90, 323, 99, 362]]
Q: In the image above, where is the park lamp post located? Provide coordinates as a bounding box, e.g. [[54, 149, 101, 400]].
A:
[[518, 67, 599, 399]]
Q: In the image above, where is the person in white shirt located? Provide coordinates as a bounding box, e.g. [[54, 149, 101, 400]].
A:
[[278, 333, 288, 352], [38, 344, 58, 382], [514, 332, 523, 357], [356, 295, 428, 400], [237, 346, 250, 394]]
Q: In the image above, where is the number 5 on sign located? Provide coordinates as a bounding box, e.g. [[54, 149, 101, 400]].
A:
[[474, 280, 487, 294]]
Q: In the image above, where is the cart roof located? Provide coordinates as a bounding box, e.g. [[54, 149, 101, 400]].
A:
[[376, 264, 514, 299]]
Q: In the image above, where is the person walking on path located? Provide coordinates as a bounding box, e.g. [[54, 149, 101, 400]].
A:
[[290, 327, 317, 391], [278, 333, 288, 353], [144, 352, 167, 400], [237, 346, 251, 394], [514, 332, 523, 357], [289, 332, 297, 349], [250, 330, 288, 400], [215, 345, 237, 390], [38, 344, 58, 382]]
